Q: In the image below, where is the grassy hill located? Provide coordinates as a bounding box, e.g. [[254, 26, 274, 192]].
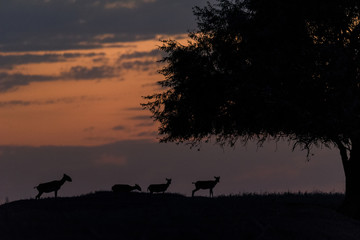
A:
[[1, 192, 360, 240]]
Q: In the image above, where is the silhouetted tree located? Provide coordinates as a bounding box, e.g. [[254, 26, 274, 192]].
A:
[[143, 0, 360, 215]]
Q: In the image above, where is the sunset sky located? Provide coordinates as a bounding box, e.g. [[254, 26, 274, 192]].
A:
[[0, 0, 345, 203]]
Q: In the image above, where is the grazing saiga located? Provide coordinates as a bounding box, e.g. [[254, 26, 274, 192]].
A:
[[112, 184, 142, 193], [192, 176, 220, 197], [34, 174, 72, 199], [147, 178, 172, 194]]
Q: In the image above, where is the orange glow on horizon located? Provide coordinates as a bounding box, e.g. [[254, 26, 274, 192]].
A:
[[0, 37, 182, 146]]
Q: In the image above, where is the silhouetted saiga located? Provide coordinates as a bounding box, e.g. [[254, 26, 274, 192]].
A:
[[192, 176, 220, 197], [34, 174, 72, 199], [112, 184, 141, 193], [147, 178, 171, 194]]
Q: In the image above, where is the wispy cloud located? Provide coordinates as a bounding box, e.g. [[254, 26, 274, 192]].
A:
[[121, 60, 158, 71], [0, 96, 104, 108], [0, 53, 105, 69], [112, 125, 126, 131], [118, 49, 162, 60], [62, 65, 118, 80], [0, 72, 57, 92], [0, 0, 210, 51], [93, 34, 116, 41], [84, 126, 95, 132], [0, 64, 120, 92], [137, 131, 157, 137], [104, 0, 157, 9], [130, 115, 154, 128], [104, 1, 137, 9], [0, 48, 163, 92], [117, 49, 163, 72], [130, 115, 152, 121]]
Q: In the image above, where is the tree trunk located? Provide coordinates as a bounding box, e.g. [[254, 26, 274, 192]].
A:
[[338, 139, 360, 218]]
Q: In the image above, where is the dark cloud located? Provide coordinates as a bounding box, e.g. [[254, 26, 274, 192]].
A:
[[112, 125, 126, 131], [130, 115, 153, 121], [0, 100, 32, 108], [0, 65, 119, 92], [83, 127, 95, 132], [104, 43, 137, 48], [0, 49, 162, 92], [0, 140, 344, 202], [130, 115, 154, 128], [62, 65, 118, 79], [0, 53, 105, 69], [64, 53, 105, 58], [118, 49, 162, 60], [0, 0, 214, 52], [0, 72, 57, 92], [0, 54, 60, 70], [116, 49, 163, 72], [121, 60, 158, 71], [0, 96, 104, 108], [92, 57, 109, 63]]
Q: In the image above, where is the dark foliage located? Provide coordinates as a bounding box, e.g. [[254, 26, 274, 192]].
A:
[[143, 0, 360, 214], [143, 0, 360, 152]]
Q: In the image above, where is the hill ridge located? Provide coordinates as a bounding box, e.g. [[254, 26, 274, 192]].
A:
[[1, 192, 360, 240]]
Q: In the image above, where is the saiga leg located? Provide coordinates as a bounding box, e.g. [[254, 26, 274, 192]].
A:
[[192, 188, 198, 197], [36, 192, 42, 199]]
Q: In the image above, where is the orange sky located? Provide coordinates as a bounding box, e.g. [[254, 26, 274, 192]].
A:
[[0, 38, 180, 146], [0, 1, 346, 202]]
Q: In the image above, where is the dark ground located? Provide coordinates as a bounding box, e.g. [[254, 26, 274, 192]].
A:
[[0, 192, 360, 240]]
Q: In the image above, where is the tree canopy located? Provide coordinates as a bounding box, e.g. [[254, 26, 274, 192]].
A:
[[144, 0, 360, 214], [144, 0, 360, 153]]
